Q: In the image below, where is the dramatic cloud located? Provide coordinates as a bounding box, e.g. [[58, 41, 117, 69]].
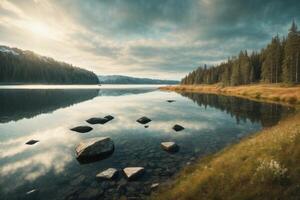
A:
[[0, 0, 299, 79]]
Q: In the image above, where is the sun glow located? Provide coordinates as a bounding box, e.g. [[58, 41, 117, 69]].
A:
[[27, 21, 51, 38]]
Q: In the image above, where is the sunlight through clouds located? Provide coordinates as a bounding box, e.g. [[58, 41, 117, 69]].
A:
[[0, 0, 299, 79]]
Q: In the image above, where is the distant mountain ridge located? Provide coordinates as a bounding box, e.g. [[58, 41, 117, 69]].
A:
[[0, 45, 99, 84], [98, 75, 179, 84]]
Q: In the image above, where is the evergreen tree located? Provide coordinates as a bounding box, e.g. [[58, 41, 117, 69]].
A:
[[283, 20, 300, 83]]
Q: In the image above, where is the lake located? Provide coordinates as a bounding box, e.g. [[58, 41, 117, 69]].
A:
[[0, 85, 294, 200]]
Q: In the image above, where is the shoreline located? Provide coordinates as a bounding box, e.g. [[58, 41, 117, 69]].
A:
[[160, 84, 300, 106], [152, 111, 300, 200]]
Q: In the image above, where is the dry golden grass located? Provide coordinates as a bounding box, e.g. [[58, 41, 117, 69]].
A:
[[160, 84, 300, 105], [152, 112, 300, 200]]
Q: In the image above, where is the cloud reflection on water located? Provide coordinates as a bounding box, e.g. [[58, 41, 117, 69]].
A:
[[0, 88, 290, 199]]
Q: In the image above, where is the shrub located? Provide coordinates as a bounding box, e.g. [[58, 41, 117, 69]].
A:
[[253, 159, 289, 185]]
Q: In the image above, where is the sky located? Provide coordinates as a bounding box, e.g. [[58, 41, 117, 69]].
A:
[[0, 0, 299, 80]]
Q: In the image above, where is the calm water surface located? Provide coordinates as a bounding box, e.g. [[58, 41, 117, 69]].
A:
[[0, 85, 293, 199]]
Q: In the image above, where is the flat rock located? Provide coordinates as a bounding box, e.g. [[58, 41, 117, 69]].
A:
[[25, 140, 39, 145], [123, 167, 145, 180], [96, 168, 118, 180], [76, 137, 114, 163], [161, 142, 179, 152], [86, 117, 109, 124], [167, 100, 175, 103], [172, 124, 184, 132], [144, 125, 149, 128], [136, 117, 151, 124], [70, 126, 92, 133]]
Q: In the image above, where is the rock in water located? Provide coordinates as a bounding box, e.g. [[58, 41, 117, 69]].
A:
[[86, 115, 114, 125], [167, 100, 175, 103], [104, 115, 114, 121], [76, 137, 114, 163], [25, 140, 39, 145], [123, 167, 145, 180], [96, 168, 118, 180], [86, 117, 109, 124], [172, 124, 184, 132], [136, 117, 151, 124], [70, 126, 93, 133], [161, 142, 179, 152]]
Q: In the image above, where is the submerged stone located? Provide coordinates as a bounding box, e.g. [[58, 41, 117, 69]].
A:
[[76, 137, 114, 163], [70, 126, 93, 133], [161, 142, 179, 152], [78, 188, 103, 199], [136, 117, 151, 124], [25, 140, 39, 145], [172, 124, 184, 132], [123, 167, 145, 180], [144, 125, 149, 128], [96, 168, 118, 180]]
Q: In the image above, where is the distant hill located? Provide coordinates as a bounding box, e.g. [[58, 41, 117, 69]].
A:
[[0, 45, 99, 84], [98, 75, 179, 84]]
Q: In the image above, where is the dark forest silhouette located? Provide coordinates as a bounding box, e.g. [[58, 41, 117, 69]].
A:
[[0, 46, 99, 84]]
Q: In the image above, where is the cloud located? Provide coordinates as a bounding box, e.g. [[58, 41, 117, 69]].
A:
[[0, 0, 299, 79]]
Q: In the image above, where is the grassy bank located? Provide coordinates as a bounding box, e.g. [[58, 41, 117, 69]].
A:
[[152, 111, 300, 200], [160, 84, 300, 105]]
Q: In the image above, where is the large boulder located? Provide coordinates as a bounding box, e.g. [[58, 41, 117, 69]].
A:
[[172, 124, 184, 132], [161, 142, 179, 152], [76, 137, 114, 163], [136, 117, 151, 124], [123, 167, 145, 180], [96, 168, 118, 180], [70, 126, 93, 133]]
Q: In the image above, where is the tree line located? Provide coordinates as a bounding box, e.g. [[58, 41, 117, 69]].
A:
[[182, 21, 300, 85], [0, 46, 99, 84]]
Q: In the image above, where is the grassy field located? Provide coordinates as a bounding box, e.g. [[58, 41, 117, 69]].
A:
[[160, 84, 300, 105], [152, 110, 300, 200]]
